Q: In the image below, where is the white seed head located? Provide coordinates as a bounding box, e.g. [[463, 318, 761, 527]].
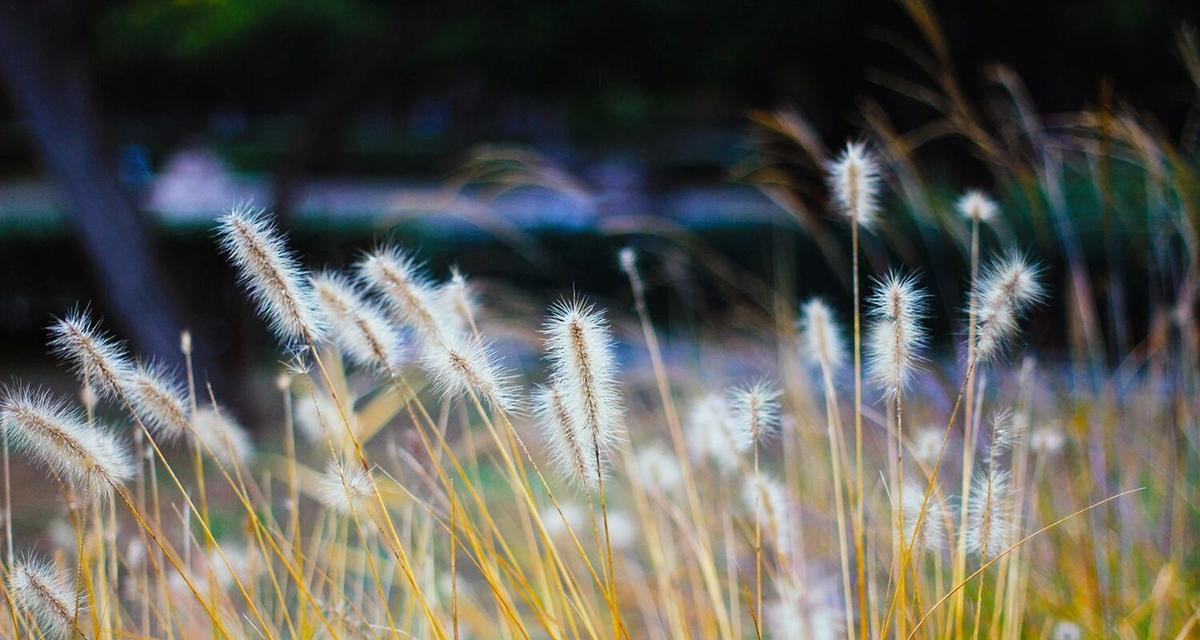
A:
[[208, 544, 260, 590], [432, 266, 478, 339], [866, 272, 929, 399], [192, 406, 253, 466], [421, 332, 518, 411], [125, 362, 191, 443], [533, 385, 599, 490], [1052, 621, 1083, 640], [967, 469, 1014, 560], [216, 206, 324, 344], [899, 481, 945, 551], [543, 300, 626, 459], [686, 392, 748, 471], [728, 380, 781, 445], [986, 409, 1020, 469], [1031, 425, 1066, 454], [799, 298, 846, 371], [357, 247, 447, 348], [0, 389, 134, 501], [294, 392, 358, 453], [48, 310, 134, 401], [972, 252, 1045, 363], [125, 539, 147, 569], [617, 247, 637, 275], [742, 472, 792, 551], [767, 581, 844, 640], [630, 446, 682, 492], [312, 271, 405, 374], [8, 557, 78, 640], [316, 459, 374, 514], [828, 141, 881, 228], [912, 427, 944, 466], [956, 190, 999, 224]]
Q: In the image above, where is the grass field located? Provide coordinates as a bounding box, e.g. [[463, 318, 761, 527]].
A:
[[1, 2, 1198, 638]]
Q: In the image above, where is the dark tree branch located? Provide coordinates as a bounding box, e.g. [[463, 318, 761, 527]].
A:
[[0, 2, 187, 367]]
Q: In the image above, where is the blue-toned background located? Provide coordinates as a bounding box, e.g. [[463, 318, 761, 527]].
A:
[[0, 0, 1196, 401]]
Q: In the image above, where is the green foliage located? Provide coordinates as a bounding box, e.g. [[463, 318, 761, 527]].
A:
[[97, 0, 388, 65]]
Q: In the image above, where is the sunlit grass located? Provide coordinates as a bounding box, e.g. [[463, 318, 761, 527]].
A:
[[1, 2, 1198, 638]]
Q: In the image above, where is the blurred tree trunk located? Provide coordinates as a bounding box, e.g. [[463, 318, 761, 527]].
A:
[[0, 2, 185, 365]]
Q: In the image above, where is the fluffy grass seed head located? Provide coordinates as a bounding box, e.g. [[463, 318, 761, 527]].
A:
[[866, 271, 929, 399], [433, 266, 478, 338], [912, 427, 944, 466], [1051, 621, 1084, 640], [630, 445, 683, 492], [799, 298, 846, 371], [421, 331, 518, 411], [618, 246, 637, 273], [125, 362, 191, 443], [967, 469, 1014, 559], [192, 406, 253, 466], [617, 246, 647, 293], [899, 481, 945, 551], [1031, 424, 1066, 454], [295, 392, 358, 453], [767, 582, 844, 640], [0, 389, 134, 500], [316, 459, 374, 514], [742, 472, 793, 551], [357, 246, 447, 347], [986, 408, 1022, 469], [686, 392, 749, 471], [216, 206, 324, 345], [828, 141, 881, 228], [956, 190, 999, 224], [48, 310, 133, 401], [543, 299, 625, 458], [972, 251, 1045, 363], [312, 270, 405, 373], [8, 557, 78, 640], [533, 384, 600, 490], [208, 544, 261, 590], [729, 380, 781, 445]]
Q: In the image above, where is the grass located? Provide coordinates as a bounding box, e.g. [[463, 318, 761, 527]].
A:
[[1, 2, 1198, 638]]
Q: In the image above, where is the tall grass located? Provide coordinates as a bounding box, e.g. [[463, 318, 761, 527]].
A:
[[2, 4, 1198, 638]]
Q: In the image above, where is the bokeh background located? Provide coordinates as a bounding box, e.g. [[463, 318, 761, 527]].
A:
[[1, 0, 1198, 411]]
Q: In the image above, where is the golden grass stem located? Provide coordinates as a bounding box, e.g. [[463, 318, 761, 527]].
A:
[[906, 488, 1144, 640], [626, 262, 735, 640], [851, 209, 870, 640], [952, 215, 981, 637], [879, 359, 977, 640], [818, 360, 856, 640]]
